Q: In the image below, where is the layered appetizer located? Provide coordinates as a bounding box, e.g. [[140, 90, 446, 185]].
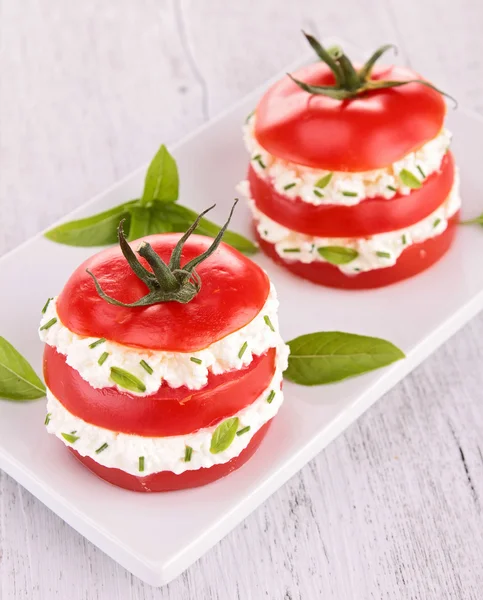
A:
[[40, 205, 288, 492], [238, 34, 460, 289]]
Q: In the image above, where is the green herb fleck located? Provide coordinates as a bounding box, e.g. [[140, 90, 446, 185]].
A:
[[313, 189, 324, 198], [245, 110, 255, 124], [402, 234, 407, 245], [61, 432, 79, 444], [98, 352, 109, 366], [190, 357, 202, 365], [139, 456, 145, 472], [283, 183, 296, 191], [342, 191, 358, 197], [40, 318, 57, 331], [283, 247, 301, 253], [238, 342, 248, 359], [89, 338, 106, 349], [110, 367, 146, 393], [184, 446, 193, 462], [264, 315, 275, 332], [376, 251, 391, 259], [252, 154, 266, 169], [387, 185, 398, 192], [399, 169, 422, 189], [44, 413, 51, 426], [236, 426, 251, 436], [267, 390, 276, 404], [140, 359, 153, 375], [95, 443, 108, 454], [417, 165, 426, 179], [433, 218, 442, 228], [41, 298, 53, 314], [318, 246, 358, 265], [315, 173, 333, 189]]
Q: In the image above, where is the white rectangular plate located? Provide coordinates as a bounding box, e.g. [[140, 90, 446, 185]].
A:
[[1, 43, 483, 586]]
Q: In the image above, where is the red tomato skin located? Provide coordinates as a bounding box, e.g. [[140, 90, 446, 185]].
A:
[[254, 212, 459, 290], [56, 235, 270, 352], [67, 420, 272, 492], [248, 152, 455, 238], [44, 345, 277, 436], [255, 63, 446, 171]]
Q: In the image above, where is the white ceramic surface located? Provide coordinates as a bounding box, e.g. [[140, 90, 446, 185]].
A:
[[1, 54, 483, 586]]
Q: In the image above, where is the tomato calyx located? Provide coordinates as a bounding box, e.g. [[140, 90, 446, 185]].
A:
[[288, 32, 456, 105], [87, 201, 238, 307]]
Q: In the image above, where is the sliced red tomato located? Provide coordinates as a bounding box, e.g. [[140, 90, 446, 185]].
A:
[[44, 345, 276, 436], [249, 152, 455, 238], [57, 235, 269, 352], [68, 420, 272, 492], [255, 63, 446, 171], [254, 212, 459, 290]]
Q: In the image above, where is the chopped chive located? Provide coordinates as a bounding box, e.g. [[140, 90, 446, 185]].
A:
[[433, 218, 442, 228], [40, 318, 57, 331], [252, 154, 266, 169], [70, 430, 77, 434], [236, 426, 251, 436], [402, 234, 407, 245], [264, 315, 275, 332], [417, 165, 426, 179], [89, 338, 106, 349], [184, 446, 193, 462], [139, 456, 145, 472], [376, 251, 391, 259], [283, 183, 296, 191], [140, 359, 153, 375], [263, 229, 269, 236], [387, 185, 398, 192], [353, 268, 361, 272], [61, 432, 79, 444], [238, 342, 248, 359], [95, 443, 109, 454], [245, 109, 255, 124], [98, 352, 109, 366], [342, 191, 358, 197], [41, 298, 52, 314], [283, 248, 301, 253], [313, 189, 324, 198], [267, 390, 276, 404], [315, 172, 333, 189], [110, 367, 146, 393], [190, 357, 202, 365], [44, 413, 51, 426]]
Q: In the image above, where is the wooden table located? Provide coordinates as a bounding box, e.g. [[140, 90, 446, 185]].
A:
[[1, 1, 483, 597]]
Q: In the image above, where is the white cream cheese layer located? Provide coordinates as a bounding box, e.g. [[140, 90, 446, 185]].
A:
[[240, 174, 461, 274], [39, 284, 283, 395], [244, 114, 452, 206], [45, 342, 289, 476]]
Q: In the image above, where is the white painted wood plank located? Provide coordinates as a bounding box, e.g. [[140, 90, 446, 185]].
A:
[[1, 0, 483, 598]]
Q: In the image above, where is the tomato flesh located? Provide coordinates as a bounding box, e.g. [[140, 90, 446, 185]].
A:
[[255, 63, 446, 171], [67, 420, 272, 492], [57, 235, 269, 352], [254, 212, 459, 290], [249, 152, 455, 238], [44, 345, 277, 436]]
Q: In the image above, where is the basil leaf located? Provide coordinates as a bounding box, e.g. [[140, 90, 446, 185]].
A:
[[45, 202, 135, 247], [0, 337, 46, 401], [127, 204, 176, 241], [318, 246, 358, 265], [110, 367, 146, 393], [315, 173, 333, 189], [210, 417, 239, 454], [151, 203, 258, 255], [284, 331, 405, 386], [141, 144, 179, 205], [399, 169, 422, 189]]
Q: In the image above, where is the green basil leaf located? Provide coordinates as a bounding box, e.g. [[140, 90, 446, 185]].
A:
[[0, 337, 46, 401], [210, 417, 239, 454], [110, 367, 146, 393], [127, 204, 176, 241], [151, 203, 258, 254], [399, 169, 422, 189], [44, 202, 135, 247], [318, 246, 358, 265], [284, 331, 405, 386], [141, 144, 179, 205], [315, 172, 333, 189]]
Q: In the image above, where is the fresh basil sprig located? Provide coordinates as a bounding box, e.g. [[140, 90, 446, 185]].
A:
[[45, 145, 257, 254], [284, 331, 405, 386], [0, 337, 46, 401]]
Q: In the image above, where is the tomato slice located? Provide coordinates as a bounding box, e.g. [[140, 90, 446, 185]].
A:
[[249, 152, 455, 238], [67, 420, 272, 492], [254, 212, 459, 289], [44, 345, 277, 436]]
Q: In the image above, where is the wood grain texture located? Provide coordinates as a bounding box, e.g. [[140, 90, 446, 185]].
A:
[[1, 0, 483, 598]]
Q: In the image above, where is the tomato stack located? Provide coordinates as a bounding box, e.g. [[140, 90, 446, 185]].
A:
[[39, 217, 288, 492], [239, 36, 460, 289]]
